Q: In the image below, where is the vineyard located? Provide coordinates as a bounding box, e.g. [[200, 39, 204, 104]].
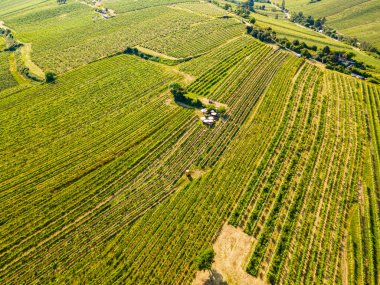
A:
[[285, 0, 380, 49], [0, 0, 379, 285], [0, 52, 17, 91]]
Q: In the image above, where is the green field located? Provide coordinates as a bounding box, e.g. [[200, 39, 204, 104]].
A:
[[0, 52, 17, 91], [251, 12, 380, 76], [0, 1, 379, 284], [0, 0, 243, 74], [285, 0, 380, 48]]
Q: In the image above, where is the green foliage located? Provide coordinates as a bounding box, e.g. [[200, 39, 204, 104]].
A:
[[45, 71, 57, 83], [1, 2, 379, 285], [195, 247, 215, 271], [248, 25, 372, 78], [216, 106, 226, 114], [0, 52, 18, 91], [170, 83, 203, 107], [290, 11, 380, 55], [235, 7, 250, 18], [247, 26, 275, 43], [206, 104, 216, 112], [284, 0, 380, 50], [0, 28, 22, 51], [0, 1, 241, 74]]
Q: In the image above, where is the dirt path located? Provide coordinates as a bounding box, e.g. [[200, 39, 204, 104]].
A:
[[171, 68, 196, 84], [192, 224, 267, 285], [20, 43, 45, 79], [136, 46, 180, 60], [1, 20, 44, 82], [8, 53, 28, 84]]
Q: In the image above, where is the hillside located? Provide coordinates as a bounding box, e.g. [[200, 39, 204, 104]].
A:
[[285, 0, 380, 49], [0, 1, 379, 285]]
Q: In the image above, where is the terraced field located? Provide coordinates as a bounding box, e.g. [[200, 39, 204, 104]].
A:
[[0, 1, 379, 285]]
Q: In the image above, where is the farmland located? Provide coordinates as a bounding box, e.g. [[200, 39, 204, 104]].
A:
[[0, 0, 379, 285], [0, 52, 17, 91], [285, 0, 380, 48]]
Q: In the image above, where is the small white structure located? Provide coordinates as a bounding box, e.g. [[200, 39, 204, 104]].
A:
[[351, 73, 364, 80], [201, 115, 214, 126], [201, 108, 208, 114]]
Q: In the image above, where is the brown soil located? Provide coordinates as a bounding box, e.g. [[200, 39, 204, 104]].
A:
[[192, 224, 268, 285], [199, 98, 228, 109]]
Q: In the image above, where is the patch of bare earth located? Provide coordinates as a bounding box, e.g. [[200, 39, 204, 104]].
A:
[[199, 98, 227, 109], [192, 224, 268, 285]]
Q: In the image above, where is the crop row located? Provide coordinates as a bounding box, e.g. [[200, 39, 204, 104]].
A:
[[187, 42, 268, 98], [179, 35, 260, 76], [246, 65, 322, 276], [87, 52, 302, 285], [0, 52, 17, 91], [266, 71, 362, 285], [229, 62, 311, 228], [11, 45, 298, 284], [3, 3, 214, 73]]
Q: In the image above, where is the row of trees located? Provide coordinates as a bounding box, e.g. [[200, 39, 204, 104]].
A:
[[246, 25, 372, 78], [247, 26, 276, 43], [0, 28, 22, 51], [290, 12, 380, 55], [290, 12, 325, 29], [169, 83, 203, 107]]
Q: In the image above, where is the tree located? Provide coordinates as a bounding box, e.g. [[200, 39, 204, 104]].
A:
[[206, 104, 216, 112], [301, 48, 311, 58], [169, 83, 186, 101], [281, 0, 285, 10], [250, 18, 256, 24], [57, 0, 67, 4], [195, 247, 215, 273], [223, 4, 231, 10], [125, 47, 133, 54], [216, 106, 227, 115], [322, 45, 331, 54], [45, 72, 57, 83]]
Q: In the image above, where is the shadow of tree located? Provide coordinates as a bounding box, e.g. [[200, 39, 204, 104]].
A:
[[203, 270, 228, 285]]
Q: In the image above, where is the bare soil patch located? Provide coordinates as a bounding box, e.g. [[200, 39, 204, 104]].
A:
[[193, 224, 268, 285]]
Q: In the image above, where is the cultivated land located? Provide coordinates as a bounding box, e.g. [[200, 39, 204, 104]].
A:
[[0, 1, 379, 285], [285, 0, 380, 49]]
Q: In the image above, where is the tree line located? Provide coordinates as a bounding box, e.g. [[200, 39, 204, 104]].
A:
[[246, 24, 377, 82], [290, 12, 380, 55]]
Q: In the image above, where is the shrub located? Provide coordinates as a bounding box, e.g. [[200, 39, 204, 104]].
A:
[[45, 71, 57, 83], [195, 247, 215, 271]]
